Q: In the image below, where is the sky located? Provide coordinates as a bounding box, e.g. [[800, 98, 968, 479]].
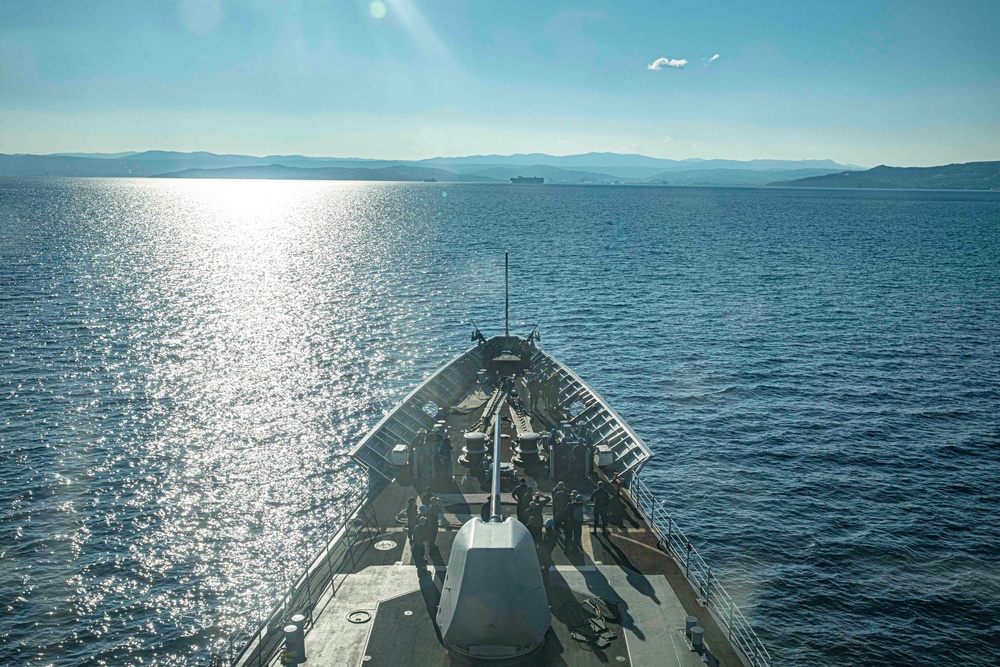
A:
[[1, 0, 999, 166]]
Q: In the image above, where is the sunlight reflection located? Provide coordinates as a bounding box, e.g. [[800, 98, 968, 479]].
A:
[[386, 0, 452, 63], [135, 178, 377, 639]]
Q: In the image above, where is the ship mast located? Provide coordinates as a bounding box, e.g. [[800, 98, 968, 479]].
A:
[[504, 250, 509, 337]]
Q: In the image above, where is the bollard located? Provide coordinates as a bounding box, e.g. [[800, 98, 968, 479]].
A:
[[685, 615, 698, 638], [512, 432, 542, 466], [282, 623, 305, 665], [291, 614, 308, 663], [691, 626, 705, 653]]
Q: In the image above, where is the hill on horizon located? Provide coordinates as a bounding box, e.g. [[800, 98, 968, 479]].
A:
[[770, 161, 1000, 190], [0, 149, 862, 186], [157, 164, 496, 183]]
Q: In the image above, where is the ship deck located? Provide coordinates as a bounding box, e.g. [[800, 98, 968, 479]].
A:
[[256, 387, 746, 667]]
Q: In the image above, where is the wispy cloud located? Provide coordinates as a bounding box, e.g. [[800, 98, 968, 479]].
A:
[[707, 53, 720, 63], [647, 57, 687, 70]]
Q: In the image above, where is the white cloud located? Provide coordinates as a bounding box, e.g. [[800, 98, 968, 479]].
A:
[[701, 53, 721, 68], [647, 57, 688, 70], [708, 53, 720, 63]]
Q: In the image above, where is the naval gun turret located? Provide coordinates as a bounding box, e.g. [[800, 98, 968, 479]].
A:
[[436, 379, 550, 661]]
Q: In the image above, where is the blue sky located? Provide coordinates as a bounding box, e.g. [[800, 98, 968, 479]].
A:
[[1, 0, 998, 166]]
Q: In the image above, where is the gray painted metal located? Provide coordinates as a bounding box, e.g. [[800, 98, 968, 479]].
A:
[[490, 401, 504, 521], [349, 341, 654, 482], [436, 518, 550, 660]]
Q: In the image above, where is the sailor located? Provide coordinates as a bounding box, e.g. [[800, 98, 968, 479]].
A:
[[516, 482, 533, 523], [551, 482, 569, 532], [532, 491, 550, 516], [512, 478, 529, 520], [512, 478, 529, 504], [426, 497, 443, 551], [527, 512, 543, 544], [420, 485, 433, 507], [542, 519, 559, 558], [550, 429, 568, 480], [590, 481, 610, 533], [610, 473, 625, 527], [405, 497, 418, 542], [525, 500, 540, 528], [566, 493, 585, 551], [529, 369, 544, 412], [544, 372, 559, 411], [427, 424, 444, 475], [536, 518, 557, 584], [438, 433, 454, 479], [411, 428, 428, 480], [412, 516, 429, 570]]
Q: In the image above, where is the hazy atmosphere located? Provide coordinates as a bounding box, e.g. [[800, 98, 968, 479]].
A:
[[2, 0, 999, 166], [3, 4, 1000, 667]]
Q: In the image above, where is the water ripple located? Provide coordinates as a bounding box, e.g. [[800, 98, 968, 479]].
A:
[[1, 179, 999, 665]]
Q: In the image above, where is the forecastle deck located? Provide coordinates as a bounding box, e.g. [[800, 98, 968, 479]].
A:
[[215, 340, 770, 667]]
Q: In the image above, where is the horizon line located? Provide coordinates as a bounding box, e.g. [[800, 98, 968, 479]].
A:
[[1, 148, 873, 167]]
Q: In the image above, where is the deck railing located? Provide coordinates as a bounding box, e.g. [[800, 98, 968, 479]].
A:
[[207, 493, 379, 667], [627, 475, 773, 667]]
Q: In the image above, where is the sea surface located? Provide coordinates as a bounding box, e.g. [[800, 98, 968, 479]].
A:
[[1, 178, 998, 666]]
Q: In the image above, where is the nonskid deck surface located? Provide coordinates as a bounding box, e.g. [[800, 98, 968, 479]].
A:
[[283, 384, 744, 667]]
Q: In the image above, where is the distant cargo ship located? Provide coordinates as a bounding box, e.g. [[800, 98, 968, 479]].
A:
[[511, 176, 544, 184]]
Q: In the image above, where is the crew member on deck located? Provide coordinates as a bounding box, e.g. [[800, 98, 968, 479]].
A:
[[412, 516, 429, 571], [512, 478, 529, 521], [528, 512, 543, 544], [526, 500, 540, 528], [512, 478, 529, 503], [414, 428, 431, 480], [566, 493, 585, 551], [516, 482, 533, 523], [528, 370, 542, 412], [438, 433, 454, 479], [611, 473, 625, 527], [538, 519, 556, 583], [552, 482, 568, 532], [405, 497, 418, 542], [591, 481, 610, 533], [427, 497, 443, 551]]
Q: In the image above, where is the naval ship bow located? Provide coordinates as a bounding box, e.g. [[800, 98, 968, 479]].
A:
[[212, 257, 773, 667]]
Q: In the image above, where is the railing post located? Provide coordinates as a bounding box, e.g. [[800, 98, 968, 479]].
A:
[[728, 603, 734, 641], [705, 568, 712, 604], [685, 542, 691, 577]]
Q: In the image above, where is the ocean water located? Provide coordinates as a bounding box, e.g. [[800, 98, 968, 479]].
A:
[[1, 178, 998, 666]]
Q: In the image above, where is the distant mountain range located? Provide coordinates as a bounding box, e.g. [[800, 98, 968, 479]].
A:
[[0, 150, 865, 186], [162, 164, 493, 182], [769, 162, 1000, 190]]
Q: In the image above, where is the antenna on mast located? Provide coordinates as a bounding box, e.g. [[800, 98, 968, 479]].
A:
[[505, 250, 509, 337]]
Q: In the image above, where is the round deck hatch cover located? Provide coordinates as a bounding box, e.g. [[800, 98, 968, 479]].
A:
[[347, 610, 372, 624], [374, 540, 397, 551]]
